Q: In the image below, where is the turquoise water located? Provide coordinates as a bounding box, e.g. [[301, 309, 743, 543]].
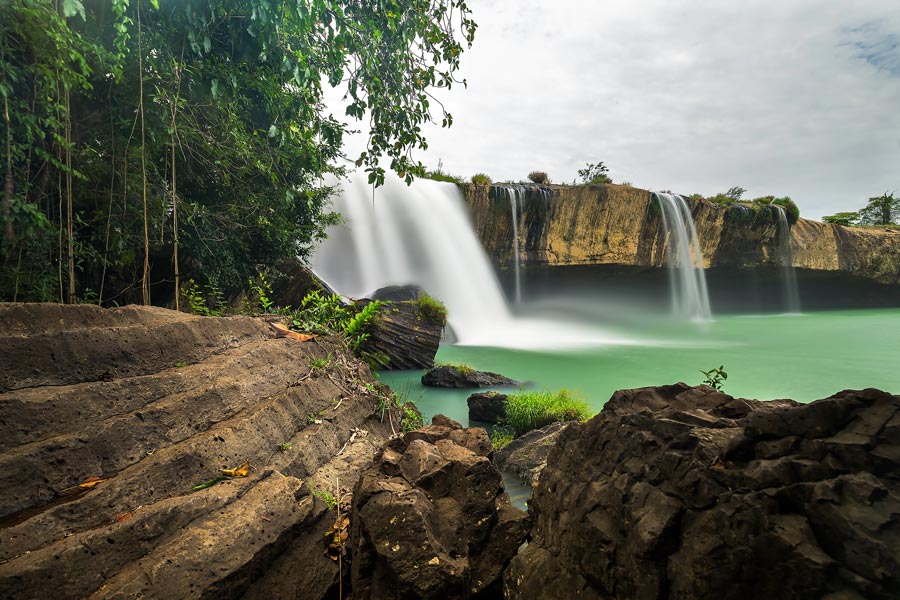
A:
[[381, 308, 900, 425]]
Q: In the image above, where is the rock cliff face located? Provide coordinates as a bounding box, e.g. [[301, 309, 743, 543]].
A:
[[0, 303, 404, 599], [504, 383, 900, 600], [466, 184, 900, 286]]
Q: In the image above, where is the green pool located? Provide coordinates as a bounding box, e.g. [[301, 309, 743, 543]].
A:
[[381, 308, 900, 425]]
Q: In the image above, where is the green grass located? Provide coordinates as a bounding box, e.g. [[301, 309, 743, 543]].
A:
[[415, 292, 448, 327], [503, 389, 591, 437], [490, 424, 515, 451], [437, 362, 475, 376]]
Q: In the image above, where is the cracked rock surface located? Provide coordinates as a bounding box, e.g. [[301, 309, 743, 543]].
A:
[[505, 383, 900, 600]]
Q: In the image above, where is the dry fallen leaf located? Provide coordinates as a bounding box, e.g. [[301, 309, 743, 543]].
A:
[[114, 512, 133, 523], [324, 514, 351, 561], [220, 460, 250, 478], [78, 476, 109, 489], [269, 322, 316, 343]]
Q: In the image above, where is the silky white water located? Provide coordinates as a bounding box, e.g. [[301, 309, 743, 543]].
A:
[[654, 193, 712, 321], [309, 173, 644, 349], [501, 185, 522, 304], [771, 204, 802, 314]]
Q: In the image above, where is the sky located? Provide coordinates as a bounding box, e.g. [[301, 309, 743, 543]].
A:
[[331, 0, 900, 221]]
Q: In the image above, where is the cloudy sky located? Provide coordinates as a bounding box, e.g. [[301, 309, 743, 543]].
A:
[[334, 0, 900, 221]]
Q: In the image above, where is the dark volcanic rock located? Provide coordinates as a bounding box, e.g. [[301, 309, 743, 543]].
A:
[[422, 365, 518, 388], [494, 420, 574, 485], [361, 286, 444, 370], [505, 383, 900, 600], [0, 303, 401, 600], [350, 415, 529, 599], [467, 391, 508, 423]]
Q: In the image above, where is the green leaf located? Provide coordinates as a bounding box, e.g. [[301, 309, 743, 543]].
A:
[[62, 0, 86, 20]]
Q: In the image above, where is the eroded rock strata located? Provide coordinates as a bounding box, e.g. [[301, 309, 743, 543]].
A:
[[505, 383, 900, 600], [466, 184, 900, 286], [0, 303, 402, 599]]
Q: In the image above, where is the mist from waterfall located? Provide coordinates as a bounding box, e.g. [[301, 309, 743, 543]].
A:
[[309, 173, 641, 349], [771, 204, 802, 314], [654, 193, 712, 321]]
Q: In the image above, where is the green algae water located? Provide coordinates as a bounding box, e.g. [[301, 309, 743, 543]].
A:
[[381, 308, 900, 426]]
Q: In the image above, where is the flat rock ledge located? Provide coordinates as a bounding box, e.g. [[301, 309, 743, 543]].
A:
[[494, 420, 574, 485], [422, 365, 519, 388], [350, 414, 529, 599], [0, 303, 404, 600], [505, 382, 900, 600]]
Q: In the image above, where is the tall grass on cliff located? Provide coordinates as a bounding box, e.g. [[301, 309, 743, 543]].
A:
[[503, 389, 591, 437]]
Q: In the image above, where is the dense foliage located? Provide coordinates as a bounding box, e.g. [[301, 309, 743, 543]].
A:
[[0, 0, 476, 304], [577, 161, 611, 184]]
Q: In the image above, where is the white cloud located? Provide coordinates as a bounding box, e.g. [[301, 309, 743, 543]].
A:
[[331, 0, 900, 220]]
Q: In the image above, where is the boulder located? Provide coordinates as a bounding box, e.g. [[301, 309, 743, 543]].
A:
[[467, 391, 508, 423], [350, 415, 529, 599], [0, 303, 402, 600], [494, 420, 574, 485], [422, 365, 519, 388], [505, 383, 900, 600], [361, 286, 445, 370]]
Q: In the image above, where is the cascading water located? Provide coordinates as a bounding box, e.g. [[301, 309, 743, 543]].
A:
[[654, 193, 712, 321], [498, 185, 523, 304], [771, 204, 802, 314], [310, 173, 640, 349]]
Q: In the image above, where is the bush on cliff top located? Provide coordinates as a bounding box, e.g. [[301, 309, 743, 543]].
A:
[[471, 173, 492, 186], [528, 171, 549, 184]]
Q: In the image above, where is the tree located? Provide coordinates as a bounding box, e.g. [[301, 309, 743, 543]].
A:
[[858, 192, 899, 226], [577, 162, 611, 184], [725, 186, 745, 200], [0, 0, 476, 303], [823, 212, 860, 226]]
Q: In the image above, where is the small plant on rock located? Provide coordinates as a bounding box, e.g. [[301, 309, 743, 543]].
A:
[[490, 424, 515, 451], [401, 405, 424, 432], [503, 389, 591, 437], [278, 442, 293, 452], [700, 365, 728, 390], [415, 292, 447, 326], [313, 489, 338, 510]]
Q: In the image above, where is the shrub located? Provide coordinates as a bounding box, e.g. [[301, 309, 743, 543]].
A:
[[471, 173, 492, 186], [771, 197, 800, 225], [527, 171, 549, 184], [823, 211, 860, 226], [577, 162, 611, 184], [502, 389, 591, 437], [415, 292, 448, 326], [490, 424, 515, 451]]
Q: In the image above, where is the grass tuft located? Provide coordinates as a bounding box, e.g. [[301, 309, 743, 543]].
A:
[[503, 389, 591, 437]]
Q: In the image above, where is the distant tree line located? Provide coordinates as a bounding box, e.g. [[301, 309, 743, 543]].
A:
[[823, 192, 899, 227], [0, 0, 475, 305]]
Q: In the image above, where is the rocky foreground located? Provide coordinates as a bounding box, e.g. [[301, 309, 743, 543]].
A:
[[505, 383, 900, 600], [0, 303, 404, 599], [1, 303, 897, 599]]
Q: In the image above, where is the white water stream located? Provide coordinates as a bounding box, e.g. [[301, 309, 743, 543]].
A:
[[654, 193, 712, 321], [771, 204, 802, 314]]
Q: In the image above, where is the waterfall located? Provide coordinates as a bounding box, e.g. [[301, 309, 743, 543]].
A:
[[498, 186, 523, 304], [771, 205, 802, 313], [654, 193, 712, 321], [310, 173, 638, 349]]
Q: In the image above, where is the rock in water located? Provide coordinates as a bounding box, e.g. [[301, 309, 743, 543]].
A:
[[422, 365, 519, 388], [494, 420, 574, 485], [467, 391, 508, 423], [361, 286, 445, 370], [505, 383, 900, 600], [350, 415, 529, 599]]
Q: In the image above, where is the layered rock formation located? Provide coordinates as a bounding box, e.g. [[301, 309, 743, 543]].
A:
[[466, 184, 900, 286], [0, 303, 403, 599], [350, 415, 529, 599], [505, 383, 900, 599]]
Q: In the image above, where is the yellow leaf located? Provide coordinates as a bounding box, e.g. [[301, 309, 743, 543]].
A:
[[269, 322, 317, 342], [220, 460, 250, 478], [78, 476, 108, 489]]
